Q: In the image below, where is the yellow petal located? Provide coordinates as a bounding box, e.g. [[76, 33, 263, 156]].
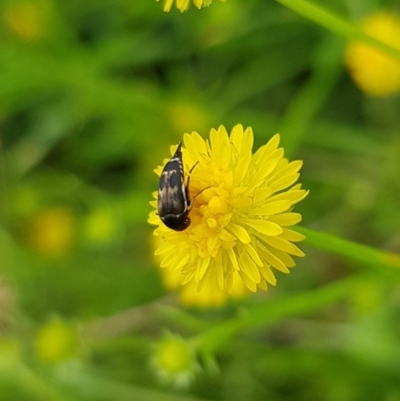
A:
[[170, 253, 191, 271], [183, 131, 207, 162], [253, 134, 280, 164], [207, 236, 220, 255], [210, 126, 231, 169], [259, 265, 277, 285], [268, 213, 302, 226], [242, 219, 283, 236], [271, 249, 296, 268], [226, 270, 233, 293], [257, 280, 269, 290], [259, 249, 290, 273], [154, 242, 175, 256], [242, 127, 254, 151], [253, 187, 273, 204], [262, 235, 305, 257], [265, 189, 307, 204], [230, 124, 245, 151], [281, 228, 305, 242], [219, 229, 236, 242], [215, 259, 225, 290], [229, 223, 252, 243], [269, 173, 300, 193], [249, 200, 292, 216], [196, 255, 211, 282], [243, 243, 263, 267], [227, 247, 240, 270], [233, 152, 252, 186], [240, 253, 261, 283], [248, 156, 281, 188], [238, 270, 258, 292]]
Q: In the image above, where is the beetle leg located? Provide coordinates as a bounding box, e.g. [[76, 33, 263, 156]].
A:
[[186, 162, 199, 189], [185, 162, 199, 210], [187, 186, 211, 210], [185, 162, 211, 211]]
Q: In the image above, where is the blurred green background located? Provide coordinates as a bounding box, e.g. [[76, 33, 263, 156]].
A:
[[1, 0, 400, 400]]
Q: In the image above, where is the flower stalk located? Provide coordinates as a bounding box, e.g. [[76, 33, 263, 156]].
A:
[[191, 271, 376, 354], [296, 226, 400, 271], [275, 0, 400, 61]]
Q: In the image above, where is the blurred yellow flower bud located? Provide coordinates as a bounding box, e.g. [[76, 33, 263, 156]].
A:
[[26, 207, 76, 258], [150, 333, 200, 388], [35, 319, 78, 364], [345, 11, 400, 96]]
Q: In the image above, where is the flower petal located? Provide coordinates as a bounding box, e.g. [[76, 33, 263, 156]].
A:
[[262, 235, 305, 257], [253, 187, 273, 204], [184, 131, 208, 162], [281, 229, 305, 242], [238, 270, 258, 292], [259, 265, 277, 285], [210, 126, 231, 169], [242, 219, 283, 236], [268, 213, 302, 226], [196, 255, 211, 282], [244, 243, 263, 267], [259, 248, 290, 273], [249, 200, 292, 216], [229, 223, 252, 243], [269, 173, 300, 193]]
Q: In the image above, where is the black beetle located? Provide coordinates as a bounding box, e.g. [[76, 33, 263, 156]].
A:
[[158, 143, 193, 231]]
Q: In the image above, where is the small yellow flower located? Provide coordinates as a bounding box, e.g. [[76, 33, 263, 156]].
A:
[[168, 102, 211, 137], [4, 2, 41, 40], [156, 0, 226, 13], [150, 333, 200, 388], [26, 207, 76, 258], [4, 0, 53, 41], [149, 124, 308, 293], [345, 11, 400, 96], [35, 319, 78, 364]]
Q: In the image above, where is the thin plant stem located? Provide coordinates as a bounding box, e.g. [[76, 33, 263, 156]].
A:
[[296, 226, 400, 271], [192, 272, 373, 354], [275, 0, 400, 61]]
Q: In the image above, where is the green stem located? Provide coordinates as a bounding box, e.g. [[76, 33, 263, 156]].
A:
[[192, 272, 370, 354], [296, 226, 400, 270], [1, 362, 71, 401], [275, 0, 400, 61]]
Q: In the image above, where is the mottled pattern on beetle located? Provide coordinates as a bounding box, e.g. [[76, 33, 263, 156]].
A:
[[158, 157, 187, 217]]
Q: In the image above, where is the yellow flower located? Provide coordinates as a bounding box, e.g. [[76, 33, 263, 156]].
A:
[[156, 0, 226, 13], [4, 2, 41, 40], [168, 101, 211, 137], [4, 0, 53, 41], [345, 11, 400, 96], [149, 124, 308, 293], [150, 333, 200, 388], [35, 319, 78, 364], [26, 207, 76, 258]]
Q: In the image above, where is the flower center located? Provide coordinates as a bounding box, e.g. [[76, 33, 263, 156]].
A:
[[208, 196, 228, 214]]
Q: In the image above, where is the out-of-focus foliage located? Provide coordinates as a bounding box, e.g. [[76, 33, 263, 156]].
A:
[[1, 0, 400, 400]]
